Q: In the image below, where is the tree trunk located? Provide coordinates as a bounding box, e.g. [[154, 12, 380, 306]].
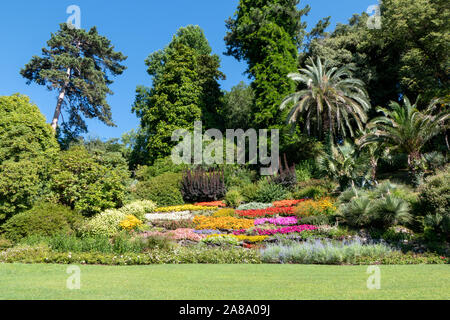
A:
[[51, 67, 71, 131]]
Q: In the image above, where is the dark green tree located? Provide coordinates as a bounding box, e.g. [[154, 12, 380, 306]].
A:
[[132, 43, 203, 164], [133, 26, 225, 165], [225, 0, 310, 128], [144, 25, 225, 130], [20, 23, 127, 133]]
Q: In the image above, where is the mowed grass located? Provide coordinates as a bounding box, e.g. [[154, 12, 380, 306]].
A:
[[0, 263, 449, 300]]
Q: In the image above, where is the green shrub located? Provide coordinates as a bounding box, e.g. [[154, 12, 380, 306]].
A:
[[417, 167, 449, 217], [294, 186, 328, 200], [0, 236, 13, 250], [135, 156, 187, 179], [224, 189, 243, 208], [0, 246, 262, 265], [0, 94, 59, 221], [223, 166, 256, 189], [254, 179, 289, 203], [1, 202, 82, 242], [19, 233, 149, 254], [239, 183, 259, 202], [49, 146, 127, 216], [295, 160, 315, 182], [338, 185, 412, 229], [417, 167, 450, 239], [297, 179, 337, 193], [134, 172, 184, 206], [380, 226, 415, 242], [0, 160, 42, 221], [144, 235, 176, 250]]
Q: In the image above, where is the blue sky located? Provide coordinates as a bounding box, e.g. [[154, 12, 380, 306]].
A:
[[0, 0, 377, 140]]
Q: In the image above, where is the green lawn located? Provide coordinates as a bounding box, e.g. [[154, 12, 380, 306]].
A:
[[0, 263, 449, 300]]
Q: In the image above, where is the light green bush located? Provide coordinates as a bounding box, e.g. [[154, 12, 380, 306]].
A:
[[120, 200, 157, 220], [78, 209, 128, 237], [1, 202, 82, 242], [254, 180, 289, 203], [224, 189, 243, 208], [134, 172, 184, 206]]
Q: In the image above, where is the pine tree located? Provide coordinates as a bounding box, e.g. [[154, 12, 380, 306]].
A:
[[20, 23, 127, 133]]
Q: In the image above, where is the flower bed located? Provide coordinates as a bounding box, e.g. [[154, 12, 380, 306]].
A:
[[272, 199, 306, 207], [254, 216, 298, 226], [193, 216, 254, 230], [233, 224, 317, 236], [194, 201, 226, 207], [293, 198, 336, 217], [236, 206, 295, 218]]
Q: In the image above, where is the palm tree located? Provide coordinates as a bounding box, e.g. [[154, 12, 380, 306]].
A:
[[280, 57, 370, 140], [316, 139, 370, 190], [360, 96, 449, 173]]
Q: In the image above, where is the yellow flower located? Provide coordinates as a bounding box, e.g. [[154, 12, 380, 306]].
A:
[[119, 215, 143, 230], [193, 216, 254, 230]]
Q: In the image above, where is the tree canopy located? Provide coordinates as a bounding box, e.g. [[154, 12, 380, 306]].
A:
[[20, 23, 127, 133]]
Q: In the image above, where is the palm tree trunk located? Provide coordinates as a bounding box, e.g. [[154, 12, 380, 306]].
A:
[[51, 67, 71, 131]]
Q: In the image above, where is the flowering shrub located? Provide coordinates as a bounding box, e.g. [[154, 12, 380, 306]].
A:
[[155, 205, 216, 212], [120, 200, 157, 220], [236, 224, 317, 236], [79, 209, 128, 237], [213, 208, 236, 217], [293, 198, 336, 217], [193, 216, 254, 230], [194, 201, 226, 207], [119, 215, 143, 231], [272, 199, 305, 207], [145, 211, 193, 221], [236, 202, 273, 210], [254, 217, 298, 226], [236, 206, 295, 218]]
